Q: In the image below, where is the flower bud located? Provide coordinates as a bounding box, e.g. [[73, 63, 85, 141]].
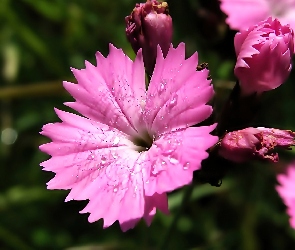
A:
[[218, 127, 295, 163], [125, 0, 173, 76], [234, 17, 294, 96]]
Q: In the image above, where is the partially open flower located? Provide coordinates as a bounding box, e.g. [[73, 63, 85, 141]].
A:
[[218, 127, 295, 163], [234, 18, 294, 96], [125, 0, 172, 76], [276, 161, 295, 229]]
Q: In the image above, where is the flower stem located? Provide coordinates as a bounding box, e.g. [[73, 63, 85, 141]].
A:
[[158, 184, 194, 249], [216, 82, 260, 136], [0, 80, 68, 100]]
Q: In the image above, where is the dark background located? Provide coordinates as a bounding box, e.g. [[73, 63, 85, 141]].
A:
[[1, 0, 295, 249]]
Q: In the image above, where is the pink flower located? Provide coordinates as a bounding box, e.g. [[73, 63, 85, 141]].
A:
[[277, 161, 295, 229], [234, 18, 293, 96], [39, 43, 217, 231], [220, 0, 295, 37], [218, 127, 295, 163]]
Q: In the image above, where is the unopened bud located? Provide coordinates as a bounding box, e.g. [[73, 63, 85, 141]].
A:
[[125, 0, 173, 76], [219, 127, 295, 163]]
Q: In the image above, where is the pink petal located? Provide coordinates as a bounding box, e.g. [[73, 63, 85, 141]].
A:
[[44, 138, 150, 230], [144, 125, 218, 195], [143, 192, 169, 226], [78, 152, 146, 230], [235, 29, 264, 60], [220, 0, 270, 30], [280, 8, 295, 30], [144, 44, 214, 135], [276, 162, 295, 229], [41, 109, 129, 146], [63, 44, 146, 136]]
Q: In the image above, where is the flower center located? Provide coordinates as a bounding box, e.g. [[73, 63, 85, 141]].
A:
[[132, 131, 154, 152]]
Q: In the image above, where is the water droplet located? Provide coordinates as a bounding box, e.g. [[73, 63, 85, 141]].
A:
[[158, 81, 166, 94], [113, 187, 118, 193], [161, 161, 167, 165], [169, 157, 179, 164], [183, 162, 190, 170], [162, 148, 175, 156], [140, 99, 146, 109], [169, 94, 178, 108], [101, 156, 107, 165], [113, 136, 120, 145], [87, 154, 95, 160]]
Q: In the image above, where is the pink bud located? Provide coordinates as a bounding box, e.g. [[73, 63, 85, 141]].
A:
[[234, 17, 294, 96], [219, 127, 295, 163], [125, 0, 173, 76]]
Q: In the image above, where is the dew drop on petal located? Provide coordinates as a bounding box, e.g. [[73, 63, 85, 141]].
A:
[[158, 81, 166, 94], [162, 148, 175, 156], [140, 99, 146, 109], [113, 136, 120, 145], [113, 187, 118, 193], [169, 157, 179, 164], [101, 156, 107, 165], [87, 154, 95, 160], [183, 162, 190, 170], [169, 94, 178, 108]]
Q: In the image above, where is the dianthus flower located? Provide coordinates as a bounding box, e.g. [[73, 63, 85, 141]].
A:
[[39, 43, 217, 231], [277, 161, 295, 229], [220, 0, 295, 41], [234, 18, 293, 96]]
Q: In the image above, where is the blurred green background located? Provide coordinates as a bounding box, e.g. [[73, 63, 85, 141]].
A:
[[1, 0, 295, 249]]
